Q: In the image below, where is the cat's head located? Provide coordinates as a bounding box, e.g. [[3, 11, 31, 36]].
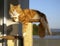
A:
[[9, 4, 22, 22]]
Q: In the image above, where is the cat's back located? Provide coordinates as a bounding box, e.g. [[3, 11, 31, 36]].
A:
[[23, 9, 38, 17]]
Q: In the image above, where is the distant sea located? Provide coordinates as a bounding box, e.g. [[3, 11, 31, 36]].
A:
[[51, 29, 60, 32], [33, 29, 60, 39]]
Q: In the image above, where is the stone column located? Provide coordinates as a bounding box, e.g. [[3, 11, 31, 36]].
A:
[[23, 23, 33, 46], [7, 40, 14, 46]]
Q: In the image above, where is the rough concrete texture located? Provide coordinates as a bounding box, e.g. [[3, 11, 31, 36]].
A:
[[23, 23, 33, 46]]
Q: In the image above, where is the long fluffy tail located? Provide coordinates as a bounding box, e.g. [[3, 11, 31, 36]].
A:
[[37, 12, 52, 38]]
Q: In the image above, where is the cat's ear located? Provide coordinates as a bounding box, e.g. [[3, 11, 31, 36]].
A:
[[10, 4, 13, 8], [18, 4, 21, 8]]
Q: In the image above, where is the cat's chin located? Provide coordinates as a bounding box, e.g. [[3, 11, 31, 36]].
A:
[[15, 19, 19, 22]]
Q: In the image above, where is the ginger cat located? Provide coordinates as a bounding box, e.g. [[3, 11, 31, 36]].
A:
[[9, 4, 52, 38]]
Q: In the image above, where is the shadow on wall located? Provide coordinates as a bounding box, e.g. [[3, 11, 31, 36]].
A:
[[7, 24, 18, 36], [0, 25, 3, 33], [7, 25, 13, 35], [0, 24, 18, 36]]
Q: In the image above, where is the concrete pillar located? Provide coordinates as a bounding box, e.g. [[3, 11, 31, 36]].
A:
[[7, 40, 14, 46], [4, 0, 7, 46], [18, 0, 29, 9], [23, 23, 33, 46]]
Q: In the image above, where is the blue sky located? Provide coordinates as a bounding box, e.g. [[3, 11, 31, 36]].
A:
[[29, 0, 60, 29]]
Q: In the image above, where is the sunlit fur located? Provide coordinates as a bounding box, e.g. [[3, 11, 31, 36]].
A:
[[9, 4, 52, 38]]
